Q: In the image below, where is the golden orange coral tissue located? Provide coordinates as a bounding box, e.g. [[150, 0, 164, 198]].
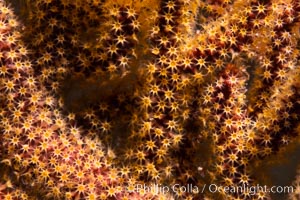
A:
[[0, 0, 300, 200]]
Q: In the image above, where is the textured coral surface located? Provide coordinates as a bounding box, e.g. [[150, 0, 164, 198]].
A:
[[0, 0, 300, 199]]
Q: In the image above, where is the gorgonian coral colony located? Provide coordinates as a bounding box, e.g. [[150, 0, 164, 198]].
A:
[[0, 0, 300, 199]]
